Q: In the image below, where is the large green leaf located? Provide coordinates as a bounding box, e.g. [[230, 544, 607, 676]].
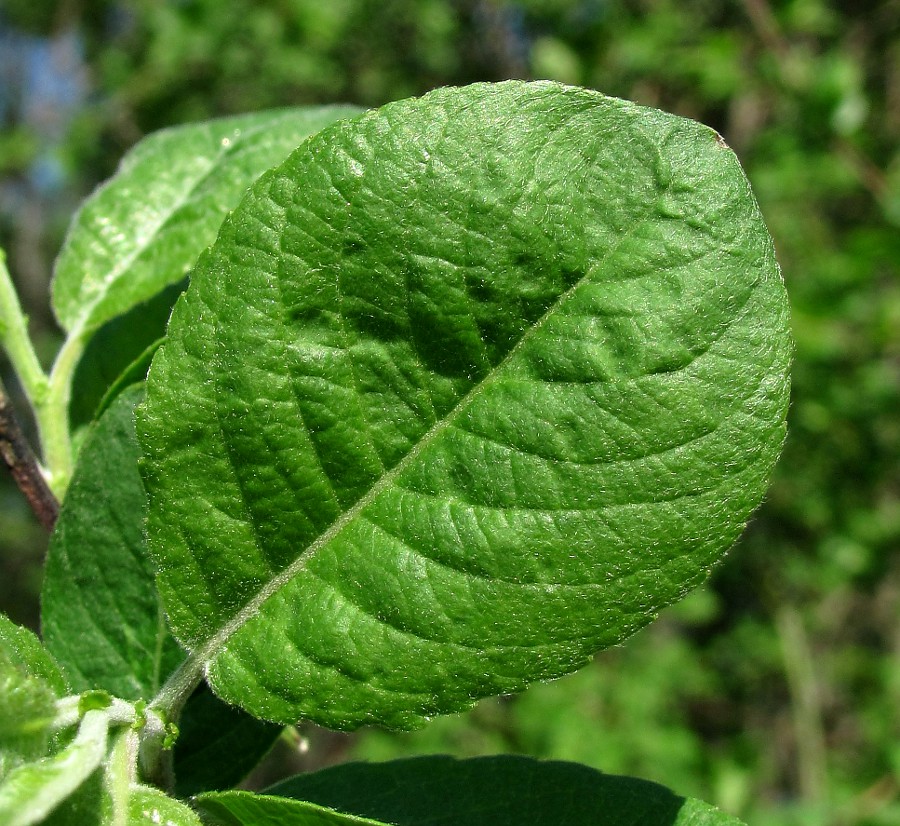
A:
[[198, 756, 745, 825], [42, 387, 183, 700], [138, 81, 791, 729], [0, 615, 68, 779], [52, 106, 361, 337]]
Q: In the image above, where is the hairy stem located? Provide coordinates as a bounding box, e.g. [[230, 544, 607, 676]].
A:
[[149, 656, 205, 724], [106, 728, 139, 826]]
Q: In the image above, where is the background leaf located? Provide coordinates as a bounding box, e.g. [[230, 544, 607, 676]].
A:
[[172, 683, 281, 798], [198, 756, 745, 825], [51, 106, 361, 337], [0, 613, 67, 696], [138, 81, 791, 729], [41, 387, 280, 787], [68, 281, 186, 431], [0, 615, 69, 779], [42, 386, 182, 700]]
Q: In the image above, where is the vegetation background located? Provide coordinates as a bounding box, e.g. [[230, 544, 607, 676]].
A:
[[0, 1, 898, 824]]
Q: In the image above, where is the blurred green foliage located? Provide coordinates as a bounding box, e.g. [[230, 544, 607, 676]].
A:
[[1, 1, 898, 824]]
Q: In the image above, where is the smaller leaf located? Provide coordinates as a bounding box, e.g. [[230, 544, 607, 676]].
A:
[[196, 792, 390, 826], [129, 786, 203, 826], [42, 387, 184, 700], [0, 614, 67, 696], [0, 709, 108, 826], [52, 106, 361, 337], [263, 756, 747, 826], [0, 615, 69, 778]]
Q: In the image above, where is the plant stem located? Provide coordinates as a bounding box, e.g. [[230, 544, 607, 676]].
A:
[[105, 728, 139, 826], [0, 249, 50, 410], [143, 657, 206, 788], [0, 380, 59, 530], [0, 248, 80, 500]]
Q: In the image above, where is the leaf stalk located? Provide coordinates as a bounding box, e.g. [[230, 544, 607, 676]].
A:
[[42, 328, 87, 496]]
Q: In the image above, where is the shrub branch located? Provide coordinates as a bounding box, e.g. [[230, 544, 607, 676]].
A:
[[0, 381, 59, 531]]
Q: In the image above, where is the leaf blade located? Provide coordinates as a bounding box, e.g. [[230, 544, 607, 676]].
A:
[[138, 81, 791, 728]]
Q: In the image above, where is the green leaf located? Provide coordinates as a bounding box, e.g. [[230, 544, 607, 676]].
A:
[[0, 615, 68, 778], [42, 386, 184, 700], [128, 786, 203, 826], [199, 756, 745, 825], [52, 106, 361, 337], [172, 683, 281, 797], [0, 614, 68, 697], [0, 709, 108, 826], [138, 81, 791, 729]]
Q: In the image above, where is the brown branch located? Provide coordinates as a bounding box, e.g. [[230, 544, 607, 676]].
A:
[[0, 385, 59, 531]]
